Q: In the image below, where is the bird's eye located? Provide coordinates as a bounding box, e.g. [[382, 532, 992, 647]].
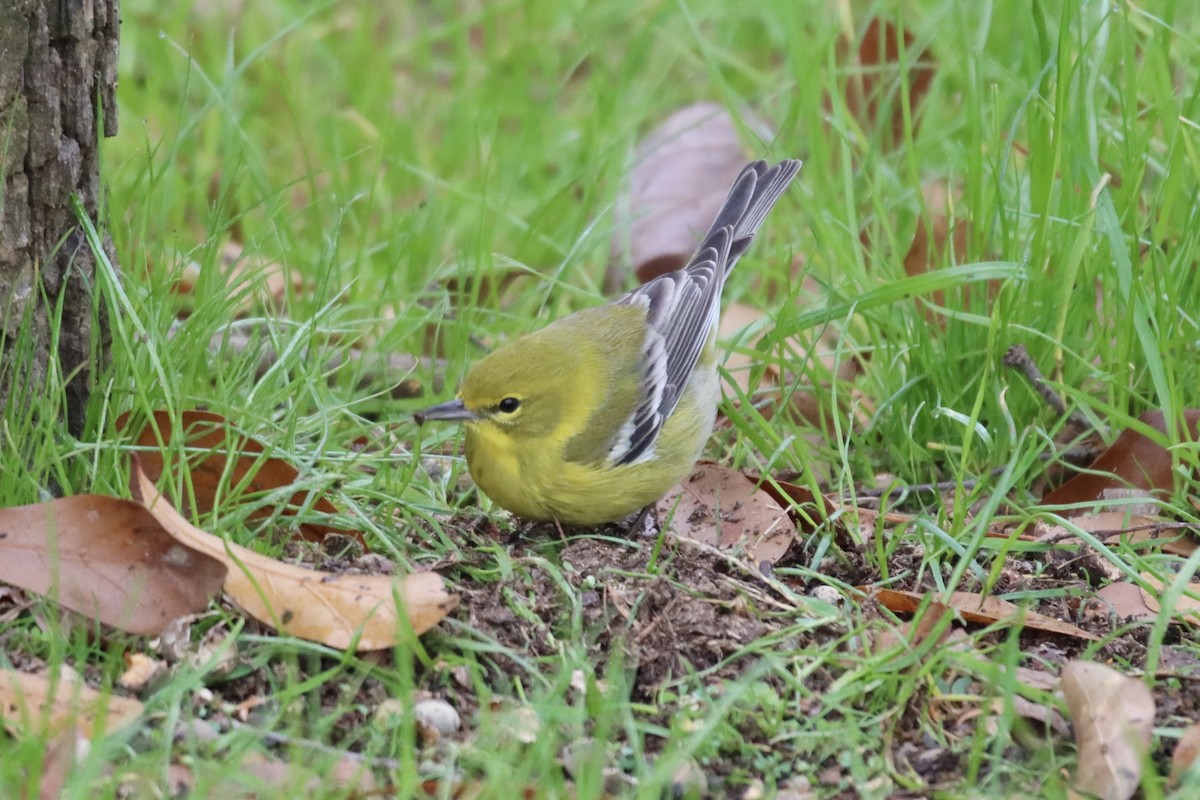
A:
[[498, 397, 521, 414]]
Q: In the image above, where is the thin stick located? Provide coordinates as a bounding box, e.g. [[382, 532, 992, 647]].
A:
[[1001, 344, 1095, 433]]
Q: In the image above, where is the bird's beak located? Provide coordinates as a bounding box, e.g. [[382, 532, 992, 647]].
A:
[[413, 398, 478, 425]]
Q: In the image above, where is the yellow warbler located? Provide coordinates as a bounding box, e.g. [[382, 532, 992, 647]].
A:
[[417, 158, 801, 524]]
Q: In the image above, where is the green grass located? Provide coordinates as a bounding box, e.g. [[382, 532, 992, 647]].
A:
[[4, 0, 1200, 797]]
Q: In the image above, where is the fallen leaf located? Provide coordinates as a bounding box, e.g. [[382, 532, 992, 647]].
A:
[[657, 462, 797, 567], [132, 458, 457, 650], [122, 409, 360, 546], [1093, 582, 1157, 623], [1171, 721, 1200, 785], [1126, 527, 1198, 558], [752, 475, 834, 533], [1042, 410, 1200, 509], [872, 600, 953, 653], [837, 17, 936, 148], [0, 668, 144, 739], [1061, 660, 1155, 800], [608, 103, 772, 289], [902, 181, 975, 320], [1138, 573, 1200, 625], [0, 496, 226, 635], [1013, 666, 1061, 693], [871, 588, 1099, 640]]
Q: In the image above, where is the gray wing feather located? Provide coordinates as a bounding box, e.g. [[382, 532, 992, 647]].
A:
[[610, 158, 802, 465]]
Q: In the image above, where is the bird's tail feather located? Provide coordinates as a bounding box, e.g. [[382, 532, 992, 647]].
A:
[[693, 158, 802, 275]]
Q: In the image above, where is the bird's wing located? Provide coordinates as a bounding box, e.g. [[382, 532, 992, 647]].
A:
[[609, 158, 802, 466]]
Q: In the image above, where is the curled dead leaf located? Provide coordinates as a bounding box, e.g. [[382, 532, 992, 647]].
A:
[[1042, 409, 1200, 509], [132, 458, 457, 650], [1061, 660, 1155, 800], [871, 588, 1099, 641], [122, 409, 360, 546]]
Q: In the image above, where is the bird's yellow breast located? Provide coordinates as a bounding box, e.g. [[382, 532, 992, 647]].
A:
[[463, 361, 718, 525]]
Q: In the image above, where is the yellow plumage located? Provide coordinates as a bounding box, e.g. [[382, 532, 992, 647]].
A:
[[417, 159, 801, 525]]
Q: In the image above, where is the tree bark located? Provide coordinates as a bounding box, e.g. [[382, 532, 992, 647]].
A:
[[0, 0, 119, 436]]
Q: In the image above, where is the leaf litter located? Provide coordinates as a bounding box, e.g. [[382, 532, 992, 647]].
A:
[[131, 457, 457, 650], [396, 55, 1200, 791], [5, 14, 1200, 797]]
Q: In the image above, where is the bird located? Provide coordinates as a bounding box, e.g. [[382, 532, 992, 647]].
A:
[[415, 158, 801, 525]]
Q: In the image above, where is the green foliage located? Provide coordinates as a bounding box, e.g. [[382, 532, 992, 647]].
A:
[[3, 0, 1200, 796]]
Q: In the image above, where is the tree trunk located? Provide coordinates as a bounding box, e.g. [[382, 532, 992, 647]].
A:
[[0, 0, 119, 436]]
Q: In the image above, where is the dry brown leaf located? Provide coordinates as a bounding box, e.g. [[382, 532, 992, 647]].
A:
[[1093, 582, 1156, 623], [1043, 409, 1200, 509], [902, 181, 974, 320], [0, 668, 144, 739], [132, 458, 457, 650], [751, 475, 835, 534], [608, 103, 770, 290], [0, 496, 226, 636], [1037, 511, 1197, 560], [872, 600, 952, 653], [871, 588, 1099, 640], [122, 409, 360, 546], [1171, 721, 1200, 785], [1127, 527, 1198, 558], [1061, 660, 1155, 800], [837, 17, 936, 149], [657, 461, 796, 567], [1137, 573, 1200, 625]]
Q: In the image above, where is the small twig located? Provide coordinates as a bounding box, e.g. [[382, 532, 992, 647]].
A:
[[1038, 520, 1199, 546], [1002, 344, 1096, 434]]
